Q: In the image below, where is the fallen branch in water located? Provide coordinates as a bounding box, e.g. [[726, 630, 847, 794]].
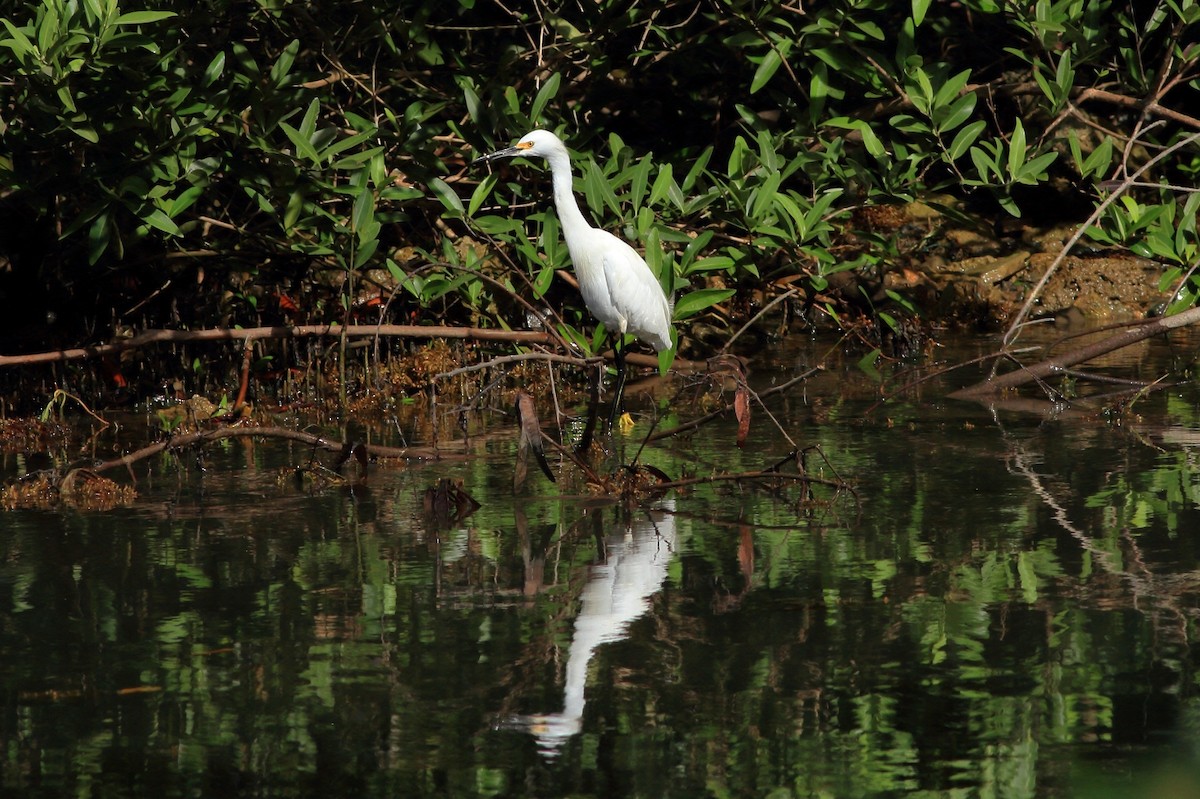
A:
[[949, 305, 1200, 399], [59, 424, 452, 488], [653, 468, 851, 495], [1, 323, 707, 373], [0, 324, 556, 368]]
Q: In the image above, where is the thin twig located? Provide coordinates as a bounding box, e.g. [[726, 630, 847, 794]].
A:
[[719, 288, 797, 355], [433, 351, 600, 382]]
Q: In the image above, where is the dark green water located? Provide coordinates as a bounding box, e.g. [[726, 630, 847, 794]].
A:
[[3, 335, 1200, 798]]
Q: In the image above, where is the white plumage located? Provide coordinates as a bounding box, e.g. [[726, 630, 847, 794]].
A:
[[475, 130, 673, 423]]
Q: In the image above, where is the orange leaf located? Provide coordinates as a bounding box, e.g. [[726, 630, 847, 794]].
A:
[[734, 386, 750, 448]]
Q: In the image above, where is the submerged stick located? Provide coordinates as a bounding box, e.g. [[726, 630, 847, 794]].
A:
[[1, 325, 704, 373], [949, 305, 1200, 399], [0, 325, 557, 368], [60, 424, 452, 489]]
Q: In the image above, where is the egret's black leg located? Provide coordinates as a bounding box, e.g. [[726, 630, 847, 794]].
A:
[[608, 336, 628, 429]]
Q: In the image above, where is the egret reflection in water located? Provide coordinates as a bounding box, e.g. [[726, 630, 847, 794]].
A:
[[504, 500, 677, 758]]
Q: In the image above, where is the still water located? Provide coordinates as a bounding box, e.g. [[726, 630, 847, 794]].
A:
[[3, 335, 1200, 798]]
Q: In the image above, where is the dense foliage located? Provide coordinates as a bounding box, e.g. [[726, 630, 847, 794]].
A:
[[1, 0, 1198, 358]]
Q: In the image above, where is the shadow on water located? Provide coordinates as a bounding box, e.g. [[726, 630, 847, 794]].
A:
[[3, 332, 1200, 797]]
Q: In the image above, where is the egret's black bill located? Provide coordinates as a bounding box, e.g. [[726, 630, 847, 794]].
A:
[[472, 144, 527, 166]]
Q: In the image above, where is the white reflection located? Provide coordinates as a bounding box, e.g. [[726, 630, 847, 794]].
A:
[[508, 500, 676, 758]]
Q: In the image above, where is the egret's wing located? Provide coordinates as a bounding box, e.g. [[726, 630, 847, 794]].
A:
[[601, 237, 672, 350]]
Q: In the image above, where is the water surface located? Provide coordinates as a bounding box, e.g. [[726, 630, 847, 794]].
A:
[[3, 334, 1200, 798]]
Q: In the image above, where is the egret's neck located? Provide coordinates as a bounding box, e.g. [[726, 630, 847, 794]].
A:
[[545, 151, 591, 239]]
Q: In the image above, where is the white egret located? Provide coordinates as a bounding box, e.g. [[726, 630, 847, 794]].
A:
[[473, 130, 673, 427]]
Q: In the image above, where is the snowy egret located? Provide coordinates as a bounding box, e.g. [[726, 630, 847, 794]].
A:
[[473, 130, 673, 427]]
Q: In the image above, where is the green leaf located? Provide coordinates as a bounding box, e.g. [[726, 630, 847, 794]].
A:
[[87, 214, 111, 265], [557, 321, 593, 355], [143, 208, 179, 235], [57, 86, 77, 113], [203, 51, 226, 86], [911, 67, 934, 115], [933, 69, 972, 108], [1032, 65, 1055, 105], [949, 120, 986, 159], [1055, 51, 1074, 96], [657, 333, 677, 375], [321, 129, 376, 162], [1007, 118, 1027, 179], [648, 163, 677, 207], [727, 136, 749, 176], [352, 189, 376, 241], [284, 190, 305, 230], [473, 215, 519, 235], [826, 117, 885, 158], [352, 238, 379, 268], [852, 18, 885, 40], [114, 10, 176, 24], [1, 21, 36, 59], [278, 121, 321, 164], [532, 265, 554, 298], [1130, 241, 1154, 259], [1015, 151, 1058, 183], [680, 229, 713, 265], [460, 79, 482, 124], [673, 288, 735, 319], [750, 48, 783, 94], [69, 124, 98, 142], [329, 146, 386, 171], [681, 147, 712, 191], [428, 177, 464, 216], [81, 0, 105, 24], [530, 72, 561, 123], [750, 171, 782, 221], [936, 92, 976, 133], [912, 0, 932, 25], [686, 256, 736, 274], [628, 156, 651, 213], [857, 348, 882, 380], [385, 258, 406, 285], [270, 39, 299, 88], [299, 97, 320, 140], [1081, 136, 1113, 179], [582, 160, 620, 218], [169, 185, 204, 217], [969, 145, 996, 181], [468, 174, 496, 217]]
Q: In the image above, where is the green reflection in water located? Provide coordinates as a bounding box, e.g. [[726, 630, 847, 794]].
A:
[[2, 358, 1200, 798]]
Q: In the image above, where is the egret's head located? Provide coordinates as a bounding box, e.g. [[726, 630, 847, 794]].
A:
[[473, 129, 565, 166]]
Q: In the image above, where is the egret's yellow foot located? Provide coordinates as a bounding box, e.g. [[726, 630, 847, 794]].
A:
[[617, 412, 636, 434]]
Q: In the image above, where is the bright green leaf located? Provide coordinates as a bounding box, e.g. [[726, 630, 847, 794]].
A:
[[143, 209, 179, 235], [428, 177, 464, 216], [278, 121, 321, 164], [115, 10, 176, 24], [912, 0, 932, 25], [751, 48, 783, 94], [673, 288, 735, 319]]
